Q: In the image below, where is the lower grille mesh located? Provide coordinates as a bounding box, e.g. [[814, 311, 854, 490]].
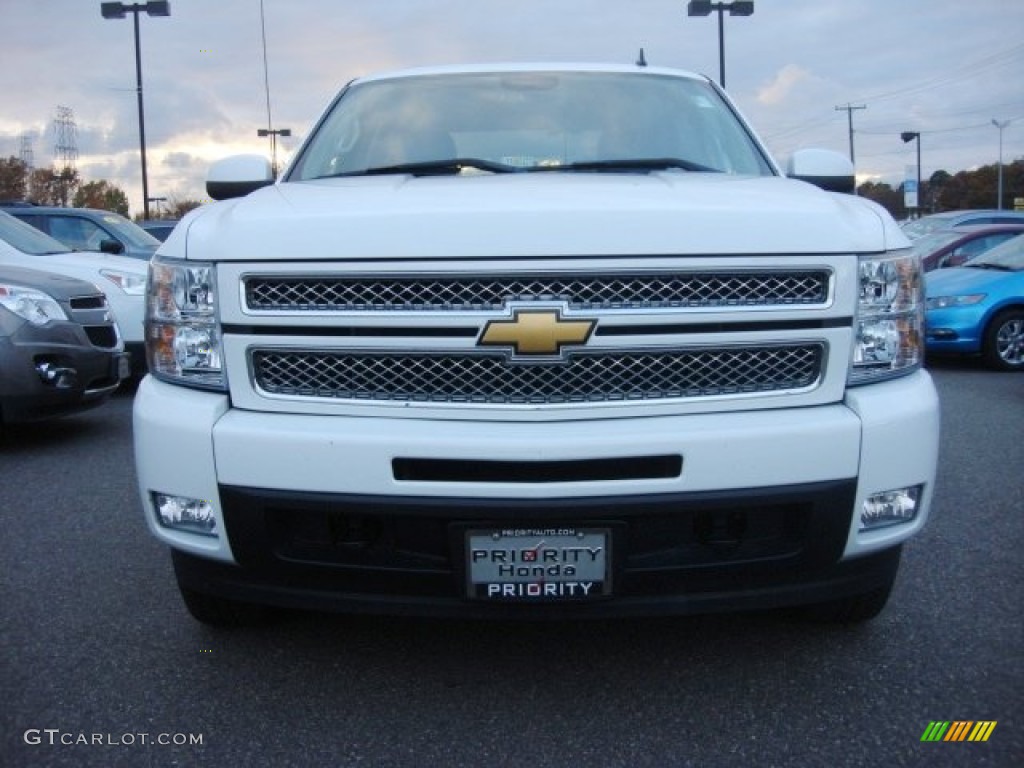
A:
[[252, 344, 823, 405]]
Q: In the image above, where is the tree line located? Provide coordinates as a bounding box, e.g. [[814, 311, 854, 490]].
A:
[[857, 158, 1022, 219], [1, 153, 1021, 222], [0, 157, 202, 220]]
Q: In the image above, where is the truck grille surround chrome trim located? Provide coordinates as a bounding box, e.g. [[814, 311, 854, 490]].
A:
[[251, 344, 825, 404], [228, 263, 841, 410], [244, 271, 831, 312]]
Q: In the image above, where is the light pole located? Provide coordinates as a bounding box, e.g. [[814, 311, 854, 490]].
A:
[[992, 119, 1010, 210], [257, 128, 292, 176], [686, 1, 754, 89], [258, 0, 290, 177], [100, 1, 170, 221], [901, 131, 922, 216]]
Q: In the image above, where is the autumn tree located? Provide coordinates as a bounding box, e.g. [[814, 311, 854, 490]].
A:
[[28, 166, 80, 206], [0, 156, 30, 201], [164, 193, 205, 219], [73, 180, 130, 216], [857, 181, 906, 219]]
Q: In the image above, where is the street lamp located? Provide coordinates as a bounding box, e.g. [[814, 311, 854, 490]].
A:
[[686, 1, 754, 89], [992, 119, 1010, 210], [100, 1, 170, 221], [901, 131, 922, 216], [257, 128, 292, 176]]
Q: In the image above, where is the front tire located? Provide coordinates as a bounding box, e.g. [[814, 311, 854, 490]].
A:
[[982, 308, 1024, 371]]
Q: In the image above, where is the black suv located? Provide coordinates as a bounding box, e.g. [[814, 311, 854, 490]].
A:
[[0, 265, 128, 424]]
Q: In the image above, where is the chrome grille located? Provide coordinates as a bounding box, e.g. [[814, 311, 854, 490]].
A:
[[252, 344, 824, 405], [245, 271, 830, 312]]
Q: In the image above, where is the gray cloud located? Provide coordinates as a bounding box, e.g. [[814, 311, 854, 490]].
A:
[[2, 0, 1021, 214]]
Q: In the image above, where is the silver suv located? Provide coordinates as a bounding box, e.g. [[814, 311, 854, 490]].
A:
[[1, 264, 127, 424]]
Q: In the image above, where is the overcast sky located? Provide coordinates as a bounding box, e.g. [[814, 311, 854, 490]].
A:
[[2, 0, 1022, 216]]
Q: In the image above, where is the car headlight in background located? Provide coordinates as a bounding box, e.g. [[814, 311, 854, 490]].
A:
[[926, 294, 986, 310], [849, 250, 924, 384], [146, 255, 225, 390], [100, 269, 147, 295], [0, 282, 68, 325]]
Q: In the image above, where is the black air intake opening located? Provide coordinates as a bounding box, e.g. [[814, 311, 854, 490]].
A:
[[392, 455, 682, 483]]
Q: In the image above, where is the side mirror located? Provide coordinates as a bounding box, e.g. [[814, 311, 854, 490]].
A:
[[99, 238, 125, 255], [786, 149, 855, 194], [206, 155, 274, 201]]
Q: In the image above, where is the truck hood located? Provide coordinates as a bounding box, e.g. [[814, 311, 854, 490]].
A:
[[173, 172, 906, 261]]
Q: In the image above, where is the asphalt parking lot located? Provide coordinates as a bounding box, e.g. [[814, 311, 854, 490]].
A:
[[1, 362, 1021, 768]]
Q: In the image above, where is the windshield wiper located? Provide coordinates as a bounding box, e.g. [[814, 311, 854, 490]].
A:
[[530, 158, 719, 174], [325, 158, 519, 178], [968, 263, 1014, 272]]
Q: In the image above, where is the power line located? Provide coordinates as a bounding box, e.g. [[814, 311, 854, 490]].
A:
[[857, 117, 1023, 137], [850, 43, 1024, 106], [762, 43, 1024, 145]]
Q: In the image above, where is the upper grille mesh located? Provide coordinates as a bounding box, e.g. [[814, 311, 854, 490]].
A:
[[245, 271, 830, 312], [252, 345, 824, 405]]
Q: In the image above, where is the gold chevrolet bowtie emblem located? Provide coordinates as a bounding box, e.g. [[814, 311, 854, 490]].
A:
[[478, 309, 596, 357]]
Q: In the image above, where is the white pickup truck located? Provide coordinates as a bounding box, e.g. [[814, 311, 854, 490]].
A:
[[133, 63, 939, 626]]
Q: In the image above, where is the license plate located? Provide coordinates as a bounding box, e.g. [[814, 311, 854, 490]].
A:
[[466, 527, 611, 601]]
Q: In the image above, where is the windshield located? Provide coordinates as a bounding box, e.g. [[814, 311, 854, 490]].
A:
[[288, 70, 774, 180], [967, 232, 1024, 270], [902, 214, 959, 239], [910, 230, 962, 257], [0, 211, 72, 255], [100, 212, 161, 248]]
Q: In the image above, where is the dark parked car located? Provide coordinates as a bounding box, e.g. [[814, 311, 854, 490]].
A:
[[1, 265, 129, 424], [910, 224, 1024, 272], [1, 204, 161, 260], [138, 219, 180, 242]]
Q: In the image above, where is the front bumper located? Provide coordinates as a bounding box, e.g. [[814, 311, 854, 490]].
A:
[[0, 324, 126, 423], [925, 306, 986, 355], [134, 370, 939, 616]]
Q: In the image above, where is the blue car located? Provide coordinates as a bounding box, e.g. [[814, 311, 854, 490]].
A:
[[925, 233, 1024, 370]]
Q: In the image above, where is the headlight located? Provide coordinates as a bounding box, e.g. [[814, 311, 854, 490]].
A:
[[146, 255, 225, 390], [0, 282, 68, 326], [849, 251, 924, 385], [100, 269, 147, 295], [926, 294, 986, 310]]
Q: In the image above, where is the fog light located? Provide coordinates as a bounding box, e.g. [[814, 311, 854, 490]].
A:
[[35, 361, 78, 389], [153, 493, 218, 537], [860, 486, 922, 531]]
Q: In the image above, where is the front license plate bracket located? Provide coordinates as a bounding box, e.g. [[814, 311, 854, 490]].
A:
[[465, 526, 612, 602]]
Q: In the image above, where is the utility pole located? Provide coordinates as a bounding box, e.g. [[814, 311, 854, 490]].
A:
[[834, 104, 866, 165], [992, 119, 1010, 210], [52, 106, 79, 206], [19, 134, 34, 172]]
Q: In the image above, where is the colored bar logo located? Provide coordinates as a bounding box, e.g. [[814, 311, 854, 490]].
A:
[[921, 721, 997, 742]]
